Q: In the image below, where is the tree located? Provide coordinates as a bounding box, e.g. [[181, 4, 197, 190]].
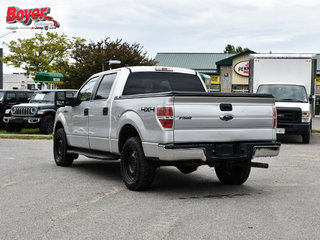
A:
[[224, 44, 249, 53], [61, 38, 156, 89], [2, 32, 84, 78]]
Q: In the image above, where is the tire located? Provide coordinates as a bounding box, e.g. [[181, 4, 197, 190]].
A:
[[302, 131, 310, 144], [5, 123, 14, 132], [177, 165, 198, 174], [53, 128, 75, 166], [215, 162, 251, 185], [120, 137, 156, 191], [40, 115, 54, 134]]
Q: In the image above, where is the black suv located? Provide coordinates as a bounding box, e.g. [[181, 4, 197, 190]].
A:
[[3, 90, 77, 134], [0, 90, 34, 128]]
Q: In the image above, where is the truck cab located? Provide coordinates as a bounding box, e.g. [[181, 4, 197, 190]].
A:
[[256, 83, 312, 143], [249, 54, 316, 143]]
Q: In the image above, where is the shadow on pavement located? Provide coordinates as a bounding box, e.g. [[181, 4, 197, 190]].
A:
[[67, 158, 265, 198]]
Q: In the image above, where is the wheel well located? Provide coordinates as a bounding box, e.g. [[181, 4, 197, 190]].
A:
[[45, 112, 56, 118], [54, 121, 64, 133], [118, 124, 141, 153]]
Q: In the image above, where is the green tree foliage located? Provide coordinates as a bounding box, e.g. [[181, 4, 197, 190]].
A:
[[2, 32, 83, 78], [224, 44, 249, 53], [61, 38, 156, 89]]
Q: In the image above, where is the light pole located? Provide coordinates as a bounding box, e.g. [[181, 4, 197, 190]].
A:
[[0, 30, 17, 39], [0, 30, 17, 89]]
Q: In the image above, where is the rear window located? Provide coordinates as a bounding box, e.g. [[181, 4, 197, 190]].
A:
[[122, 72, 205, 95]]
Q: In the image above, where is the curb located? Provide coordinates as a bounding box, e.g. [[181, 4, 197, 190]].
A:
[[0, 134, 52, 140]]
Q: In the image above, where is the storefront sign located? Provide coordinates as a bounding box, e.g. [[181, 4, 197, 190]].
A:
[[6, 6, 60, 30], [316, 76, 320, 85], [210, 75, 220, 84], [234, 61, 249, 77]]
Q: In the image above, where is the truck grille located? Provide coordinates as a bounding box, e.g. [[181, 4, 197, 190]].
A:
[[277, 107, 301, 123], [12, 107, 35, 116]]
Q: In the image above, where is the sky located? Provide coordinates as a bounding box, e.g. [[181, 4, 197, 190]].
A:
[[1, 0, 320, 73]]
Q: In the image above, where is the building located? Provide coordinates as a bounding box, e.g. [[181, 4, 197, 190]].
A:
[[3, 73, 60, 90], [3, 73, 37, 90], [155, 52, 234, 92], [155, 51, 320, 94]]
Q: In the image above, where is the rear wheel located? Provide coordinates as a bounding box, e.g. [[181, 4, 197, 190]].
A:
[[120, 137, 156, 191], [53, 128, 76, 166], [215, 162, 251, 185], [40, 115, 54, 134]]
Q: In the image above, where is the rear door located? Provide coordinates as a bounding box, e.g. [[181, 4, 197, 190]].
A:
[[173, 95, 276, 143], [88, 73, 117, 151]]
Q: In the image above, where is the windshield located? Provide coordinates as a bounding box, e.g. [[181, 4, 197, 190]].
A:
[[0, 91, 4, 102], [257, 84, 308, 103], [30, 91, 55, 103]]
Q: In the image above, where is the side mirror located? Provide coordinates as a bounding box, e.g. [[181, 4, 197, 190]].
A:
[[55, 91, 81, 107], [309, 95, 314, 103], [55, 91, 66, 107], [66, 97, 81, 107]]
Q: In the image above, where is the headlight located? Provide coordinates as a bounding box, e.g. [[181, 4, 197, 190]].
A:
[[37, 110, 46, 115], [11, 107, 16, 114], [5, 109, 11, 114], [302, 111, 311, 123]]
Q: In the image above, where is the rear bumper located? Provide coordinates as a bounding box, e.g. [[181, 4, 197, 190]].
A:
[[157, 141, 280, 162], [277, 122, 310, 135]]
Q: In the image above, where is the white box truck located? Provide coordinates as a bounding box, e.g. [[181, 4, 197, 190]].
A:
[[249, 54, 317, 143]]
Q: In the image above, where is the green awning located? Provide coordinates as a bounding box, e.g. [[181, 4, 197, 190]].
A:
[[35, 72, 64, 84]]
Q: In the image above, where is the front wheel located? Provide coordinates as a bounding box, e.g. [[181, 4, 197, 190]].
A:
[[215, 162, 251, 185], [40, 115, 54, 134], [5, 123, 21, 132], [120, 137, 156, 191], [302, 130, 311, 144], [53, 128, 76, 166]]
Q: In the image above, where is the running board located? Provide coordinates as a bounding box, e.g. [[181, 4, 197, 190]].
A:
[[67, 148, 120, 160]]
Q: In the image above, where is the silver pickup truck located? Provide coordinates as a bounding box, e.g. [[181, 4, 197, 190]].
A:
[[53, 66, 280, 191]]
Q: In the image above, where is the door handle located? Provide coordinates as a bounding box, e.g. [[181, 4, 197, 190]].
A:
[[84, 108, 89, 116], [103, 107, 108, 116]]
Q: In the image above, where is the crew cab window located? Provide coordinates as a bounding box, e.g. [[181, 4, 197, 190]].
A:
[[78, 77, 98, 101], [6, 92, 16, 102], [122, 72, 205, 95], [95, 73, 116, 100], [17, 93, 27, 102]]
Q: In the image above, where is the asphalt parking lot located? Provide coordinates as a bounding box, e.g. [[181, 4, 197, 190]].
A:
[[1, 134, 320, 240]]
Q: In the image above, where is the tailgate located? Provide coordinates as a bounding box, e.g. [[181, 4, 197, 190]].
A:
[[173, 94, 276, 143]]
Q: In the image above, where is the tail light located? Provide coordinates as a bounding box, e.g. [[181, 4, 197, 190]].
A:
[[273, 106, 277, 128], [157, 106, 174, 129]]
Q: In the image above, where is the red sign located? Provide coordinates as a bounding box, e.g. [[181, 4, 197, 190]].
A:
[[6, 6, 50, 25]]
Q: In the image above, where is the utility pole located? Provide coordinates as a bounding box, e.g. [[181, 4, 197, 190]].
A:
[[0, 48, 3, 89], [0, 31, 17, 89]]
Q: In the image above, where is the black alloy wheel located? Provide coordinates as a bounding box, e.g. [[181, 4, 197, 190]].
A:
[[120, 137, 156, 191]]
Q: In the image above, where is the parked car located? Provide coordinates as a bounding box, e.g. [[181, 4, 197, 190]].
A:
[[0, 90, 34, 128], [53, 66, 280, 191], [3, 89, 77, 134]]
